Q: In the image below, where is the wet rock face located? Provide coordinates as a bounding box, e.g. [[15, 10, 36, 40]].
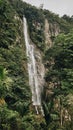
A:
[[34, 48, 45, 93], [34, 19, 60, 94], [24, 17, 45, 115]]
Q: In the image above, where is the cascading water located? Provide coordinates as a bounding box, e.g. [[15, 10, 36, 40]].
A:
[[23, 17, 44, 115]]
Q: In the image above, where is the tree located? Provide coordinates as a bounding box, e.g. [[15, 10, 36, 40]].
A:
[[44, 30, 73, 129], [0, 66, 13, 98]]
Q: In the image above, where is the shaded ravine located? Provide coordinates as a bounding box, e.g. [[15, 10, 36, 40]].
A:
[[23, 17, 44, 115]]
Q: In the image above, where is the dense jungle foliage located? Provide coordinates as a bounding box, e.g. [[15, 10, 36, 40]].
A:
[[0, 0, 73, 130], [44, 30, 73, 130]]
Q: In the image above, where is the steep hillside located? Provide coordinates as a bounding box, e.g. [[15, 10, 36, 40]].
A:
[[0, 0, 31, 129], [9, 0, 73, 51], [0, 0, 73, 130], [44, 30, 73, 130]]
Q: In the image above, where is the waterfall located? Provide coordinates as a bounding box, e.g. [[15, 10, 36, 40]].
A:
[[23, 17, 44, 115]]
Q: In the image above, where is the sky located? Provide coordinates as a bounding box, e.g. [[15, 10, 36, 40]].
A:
[[22, 0, 73, 16]]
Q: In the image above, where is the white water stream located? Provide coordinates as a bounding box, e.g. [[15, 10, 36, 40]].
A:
[[23, 17, 44, 115]]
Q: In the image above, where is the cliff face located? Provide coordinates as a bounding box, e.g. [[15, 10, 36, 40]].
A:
[[44, 19, 52, 49], [24, 4, 73, 130], [0, 0, 73, 130], [34, 46, 45, 93], [49, 22, 61, 37], [44, 19, 60, 49], [32, 17, 61, 91]]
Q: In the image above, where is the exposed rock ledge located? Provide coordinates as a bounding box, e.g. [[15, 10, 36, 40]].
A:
[[44, 19, 53, 49]]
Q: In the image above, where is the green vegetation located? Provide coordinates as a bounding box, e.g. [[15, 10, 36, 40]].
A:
[[23, 3, 45, 51], [0, 0, 73, 130], [43, 10, 73, 34], [9, 0, 45, 51], [0, 0, 46, 129], [0, 0, 31, 129], [44, 30, 73, 130]]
